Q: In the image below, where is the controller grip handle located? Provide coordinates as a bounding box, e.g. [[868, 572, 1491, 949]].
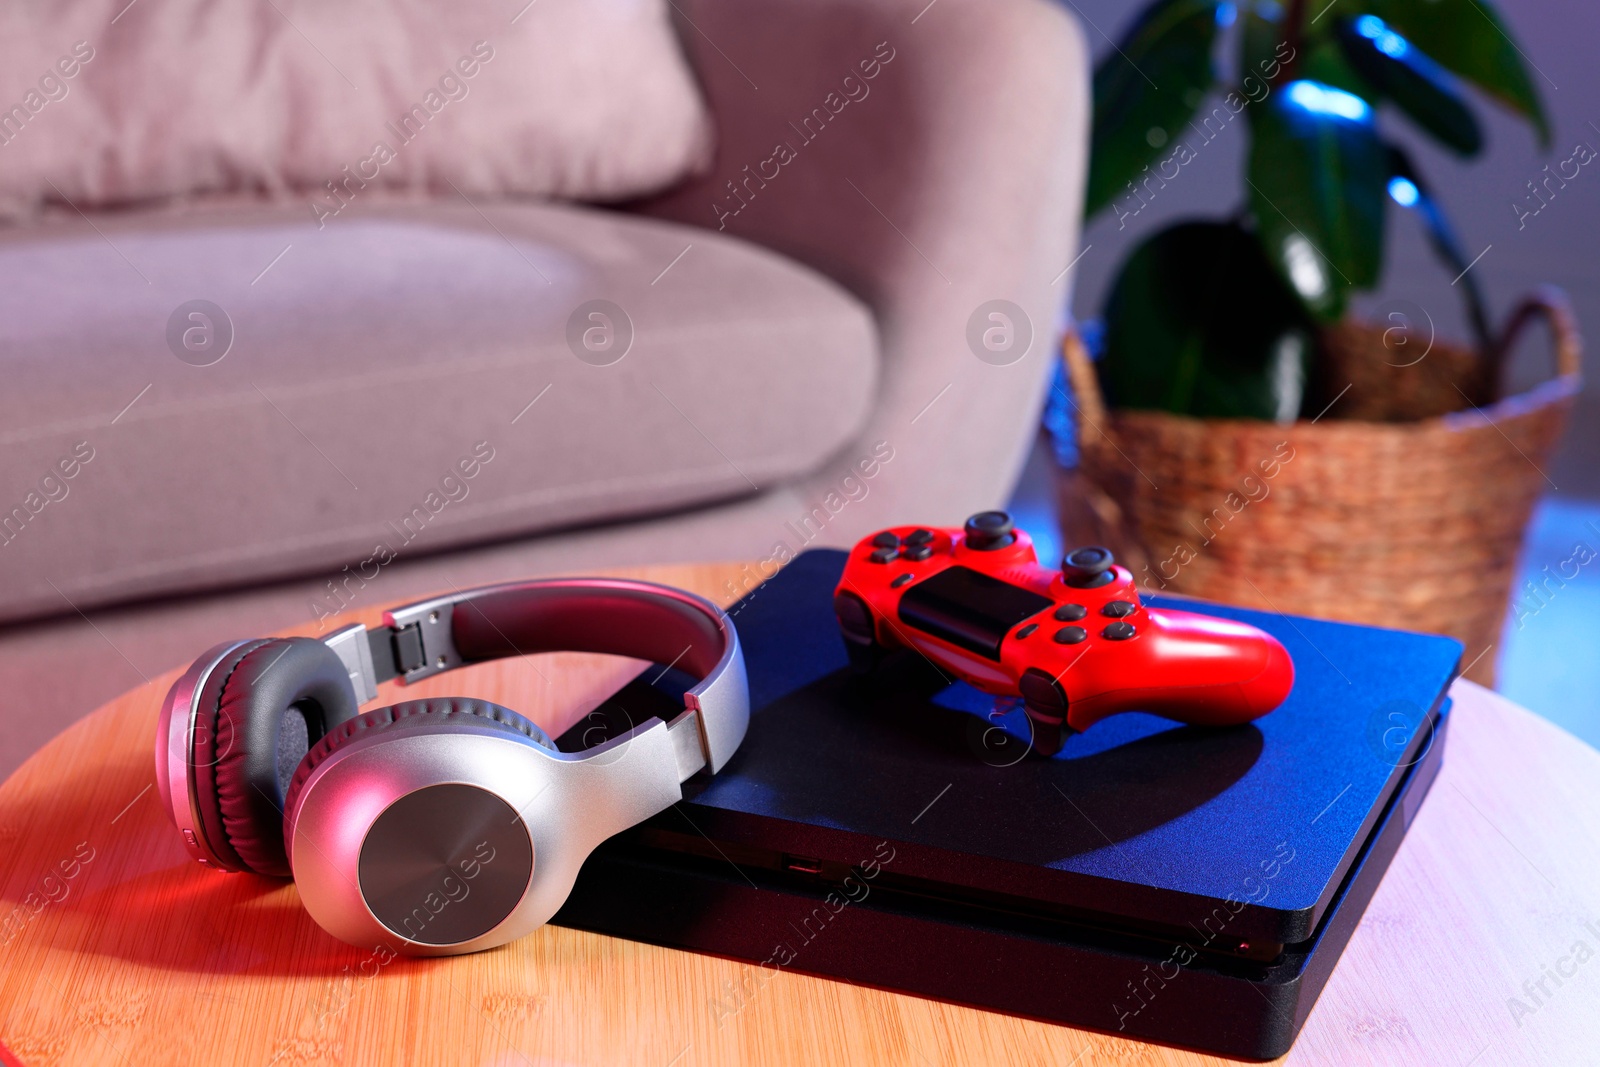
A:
[[1065, 612, 1294, 733]]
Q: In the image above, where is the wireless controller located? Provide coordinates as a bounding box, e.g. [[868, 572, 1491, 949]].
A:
[[833, 512, 1294, 755]]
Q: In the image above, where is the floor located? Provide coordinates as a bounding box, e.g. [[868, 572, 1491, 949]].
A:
[[1009, 433, 1600, 752]]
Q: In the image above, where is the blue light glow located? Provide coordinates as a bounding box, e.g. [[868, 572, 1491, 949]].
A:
[[1216, 3, 1237, 28], [1354, 14, 1409, 58], [1354, 14, 1385, 38], [1388, 177, 1420, 207], [1286, 80, 1372, 122]]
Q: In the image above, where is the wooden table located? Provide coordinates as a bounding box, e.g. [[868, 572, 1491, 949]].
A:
[[2, 561, 1598, 1067]]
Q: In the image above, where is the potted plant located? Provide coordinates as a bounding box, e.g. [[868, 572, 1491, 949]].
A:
[[1055, 0, 1583, 684]]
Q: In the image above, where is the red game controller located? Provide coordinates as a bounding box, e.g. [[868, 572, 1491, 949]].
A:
[[833, 512, 1294, 755]]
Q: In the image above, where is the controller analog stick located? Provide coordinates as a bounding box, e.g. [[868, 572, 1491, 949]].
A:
[[1063, 545, 1115, 588], [963, 510, 1016, 551]]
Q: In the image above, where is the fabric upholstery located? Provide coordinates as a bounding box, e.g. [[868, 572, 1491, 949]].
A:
[[0, 196, 877, 622], [638, 0, 1090, 536], [0, 0, 712, 219], [0, 0, 1091, 781]]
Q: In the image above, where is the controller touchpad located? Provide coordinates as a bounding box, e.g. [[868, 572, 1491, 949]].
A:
[[897, 566, 1051, 660]]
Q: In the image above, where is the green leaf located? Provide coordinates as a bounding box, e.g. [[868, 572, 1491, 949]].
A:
[[1239, 7, 1297, 88], [1335, 17, 1482, 155], [1298, 36, 1380, 104], [1248, 80, 1389, 319], [1367, 0, 1550, 146], [1240, 0, 1376, 97], [1385, 145, 1493, 355], [1099, 220, 1312, 420], [1086, 0, 1221, 219]]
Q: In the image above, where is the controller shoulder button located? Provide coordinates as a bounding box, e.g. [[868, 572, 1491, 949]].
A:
[[1053, 603, 1087, 621], [1052, 626, 1088, 645], [1101, 600, 1136, 618], [1102, 621, 1136, 640]]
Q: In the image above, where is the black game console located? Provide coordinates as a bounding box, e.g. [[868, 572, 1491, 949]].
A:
[[551, 550, 1461, 1059]]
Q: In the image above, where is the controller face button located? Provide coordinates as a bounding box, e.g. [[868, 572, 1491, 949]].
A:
[[905, 529, 935, 547], [1101, 600, 1136, 618], [901, 544, 934, 562], [1015, 623, 1038, 639], [1053, 603, 1087, 621], [1101, 621, 1136, 641], [963, 510, 1016, 550], [869, 547, 897, 564], [890, 573, 914, 589], [1052, 626, 1088, 645], [871, 531, 900, 549]]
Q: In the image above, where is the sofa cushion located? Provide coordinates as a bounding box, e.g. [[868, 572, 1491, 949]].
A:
[[0, 197, 877, 622], [0, 0, 712, 220]]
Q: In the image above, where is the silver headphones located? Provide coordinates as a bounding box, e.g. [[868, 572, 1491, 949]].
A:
[[155, 578, 748, 956]]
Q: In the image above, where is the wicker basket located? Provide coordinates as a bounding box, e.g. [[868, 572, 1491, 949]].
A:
[[1057, 288, 1583, 687]]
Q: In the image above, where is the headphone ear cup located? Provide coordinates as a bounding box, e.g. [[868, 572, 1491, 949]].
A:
[[195, 637, 362, 877], [280, 697, 554, 848]]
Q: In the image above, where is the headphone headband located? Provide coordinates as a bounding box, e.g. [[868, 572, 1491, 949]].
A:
[[321, 577, 748, 778]]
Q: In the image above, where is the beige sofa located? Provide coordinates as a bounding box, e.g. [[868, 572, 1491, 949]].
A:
[[0, 0, 1088, 776]]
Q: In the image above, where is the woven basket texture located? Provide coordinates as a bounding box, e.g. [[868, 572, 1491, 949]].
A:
[[1058, 289, 1583, 687]]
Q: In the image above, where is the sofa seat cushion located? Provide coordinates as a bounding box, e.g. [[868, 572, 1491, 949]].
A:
[[0, 197, 877, 622]]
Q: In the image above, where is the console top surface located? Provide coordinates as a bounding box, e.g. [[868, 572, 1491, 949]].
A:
[[652, 550, 1462, 944]]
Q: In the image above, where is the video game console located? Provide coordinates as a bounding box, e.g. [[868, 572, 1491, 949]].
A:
[[553, 546, 1463, 1059], [834, 512, 1295, 754]]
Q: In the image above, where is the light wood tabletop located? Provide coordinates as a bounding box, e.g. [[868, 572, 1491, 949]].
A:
[[1, 560, 1598, 1067]]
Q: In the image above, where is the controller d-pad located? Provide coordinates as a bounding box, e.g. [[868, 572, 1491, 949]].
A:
[[901, 544, 933, 562], [1101, 600, 1136, 618], [1102, 621, 1136, 640], [905, 529, 934, 547], [1053, 603, 1087, 621], [1053, 626, 1088, 645], [871, 531, 899, 549], [869, 547, 896, 564]]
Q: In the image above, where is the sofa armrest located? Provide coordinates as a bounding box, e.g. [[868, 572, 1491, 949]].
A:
[[636, 0, 1089, 529]]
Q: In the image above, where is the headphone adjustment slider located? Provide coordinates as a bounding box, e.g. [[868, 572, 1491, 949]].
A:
[[322, 623, 381, 703]]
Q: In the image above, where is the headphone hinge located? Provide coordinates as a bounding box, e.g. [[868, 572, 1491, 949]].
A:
[[383, 595, 465, 684]]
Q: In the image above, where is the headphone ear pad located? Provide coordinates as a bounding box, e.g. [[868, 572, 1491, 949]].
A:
[[199, 638, 362, 877], [280, 697, 554, 848]]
